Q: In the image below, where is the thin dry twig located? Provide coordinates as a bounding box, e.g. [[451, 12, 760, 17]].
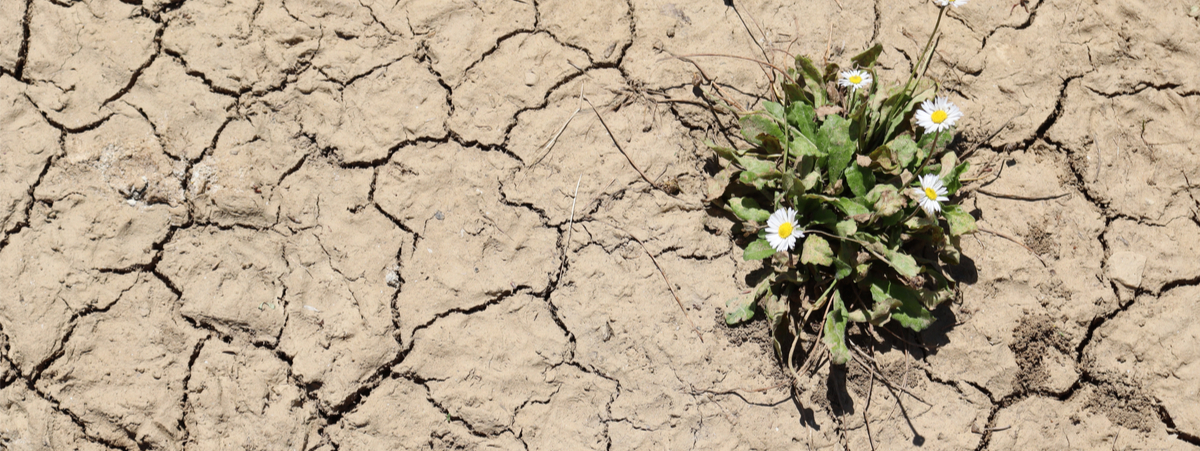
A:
[[726, 0, 776, 92], [665, 53, 799, 86], [531, 82, 586, 167], [960, 110, 1024, 161], [975, 189, 1070, 202], [587, 218, 704, 342], [864, 367, 877, 451], [559, 174, 583, 275], [672, 55, 747, 114], [849, 343, 931, 406], [583, 97, 659, 190], [697, 381, 791, 397], [791, 293, 835, 380], [822, 22, 834, 65], [978, 227, 1048, 267]]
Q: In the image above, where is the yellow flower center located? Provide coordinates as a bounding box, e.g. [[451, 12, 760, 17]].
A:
[[924, 187, 939, 201], [849, 75, 862, 84], [931, 110, 948, 124], [778, 222, 794, 239]]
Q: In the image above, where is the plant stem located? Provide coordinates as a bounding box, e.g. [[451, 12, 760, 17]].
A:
[[846, 89, 856, 119], [901, 203, 924, 223], [880, 5, 947, 142], [913, 129, 942, 177], [911, 6, 947, 83], [904, 128, 944, 221]]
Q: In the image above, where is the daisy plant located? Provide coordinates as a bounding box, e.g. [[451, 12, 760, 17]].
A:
[[705, 0, 977, 368]]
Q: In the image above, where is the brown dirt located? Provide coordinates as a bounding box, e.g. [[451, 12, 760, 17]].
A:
[[2, 0, 1200, 449]]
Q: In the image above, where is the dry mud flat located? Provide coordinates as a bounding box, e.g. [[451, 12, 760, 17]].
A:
[[1, 0, 1199, 449]]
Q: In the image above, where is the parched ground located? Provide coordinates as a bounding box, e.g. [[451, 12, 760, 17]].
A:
[[1, 0, 1199, 449]]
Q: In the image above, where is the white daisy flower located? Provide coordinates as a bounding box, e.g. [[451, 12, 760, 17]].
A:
[[933, 0, 969, 7], [765, 207, 803, 253], [913, 174, 950, 215], [838, 69, 872, 91], [914, 96, 963, 134]]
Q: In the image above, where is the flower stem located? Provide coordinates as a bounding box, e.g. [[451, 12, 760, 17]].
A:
[[845, 89, 856, 119], [911, 6, 947, 83], [877, 6, 944, 150], [914, 129, 942, 177]]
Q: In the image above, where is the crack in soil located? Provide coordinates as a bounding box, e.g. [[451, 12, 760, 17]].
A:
[[13, 0, 32, 81]]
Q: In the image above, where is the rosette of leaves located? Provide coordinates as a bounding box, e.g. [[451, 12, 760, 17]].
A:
[[707, 45, 977, 366]]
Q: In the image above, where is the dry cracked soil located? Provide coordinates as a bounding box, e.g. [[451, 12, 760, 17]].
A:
[[1, 0, 1199, 449]]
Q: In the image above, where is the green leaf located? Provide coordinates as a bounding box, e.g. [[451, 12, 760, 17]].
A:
[[835, 219, 857, 237], [819, 115, 855, 182], [917, 125, 955, 149], [855, 232, 887, 255], [788, 134, 823, 158], [822, 290, 850, 365], [724, 275, 775, 325], [856, 234, 919, 278], [850, 43, 884, 69], [832, 197, 871, 217], [844, 164, 875, 198], [904, 215, 940, 232], [937, 151, 958, 180], [706, 141, 741, 162], [799, 170, 822, 192], [865, 185, 904, 217], [944, 160, 970, 195], [729, 197, 771, 223], [865, 145, 901, 174], [834, 241, 856, 280], [705, 166, 736, 202], [739, 114, 782, 146], [796, 55, 827, 107], [763, 101, 786, 121], [888, 135, 921, 169], [735, 155, 773, 178], [801, 235, 834, 266], [868, 279, 935, 331], [782, 82, 805, 106], [890, 82, 936, 140], [943, 204, 978, 236], [848, 296, 900, 323], [787, 101, 817, 141], [809, 207, 838, 225], [884, 248, 920, 278], [724, 294, 756, 325], [763, 291, 789, 329], [939, 233, 962, 265], [743, 239, 777, 261], [823, 62, 840, 83]]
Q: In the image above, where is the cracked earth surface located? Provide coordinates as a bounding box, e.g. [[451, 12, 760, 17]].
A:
[[1, 0, 1199, 449]]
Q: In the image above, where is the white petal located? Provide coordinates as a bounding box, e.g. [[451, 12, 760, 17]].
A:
[[767, 234, 784, 251], [781, 235, 797, 251], [768, 208, 787, 227]]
